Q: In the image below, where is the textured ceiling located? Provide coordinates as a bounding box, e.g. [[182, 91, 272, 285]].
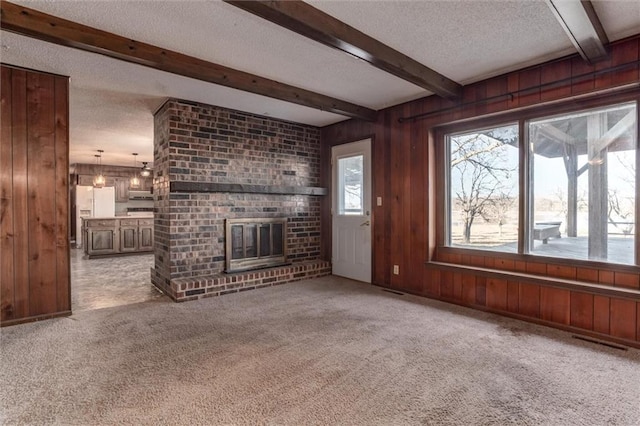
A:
[[1, 0, 639, 167]]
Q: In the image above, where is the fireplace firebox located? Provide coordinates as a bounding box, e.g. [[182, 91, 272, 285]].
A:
[[225, 218, 288, 273]]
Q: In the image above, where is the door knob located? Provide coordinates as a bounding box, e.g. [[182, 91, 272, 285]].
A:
[[360, 220, 370, 226]]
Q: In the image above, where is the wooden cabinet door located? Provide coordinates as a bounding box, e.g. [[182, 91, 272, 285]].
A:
[[87, 229, 117, 255], [120, 226, 138, 252], [140, 177, 153, 192], [138, 226, 154, 251], [115, 178, 129, 202], [77, 175, 94, 186]]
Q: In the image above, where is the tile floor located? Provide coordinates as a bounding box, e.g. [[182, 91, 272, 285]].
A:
[[70, 249, 166, 312]]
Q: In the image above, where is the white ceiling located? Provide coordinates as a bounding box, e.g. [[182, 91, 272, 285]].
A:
[[1, 0, 639, 167]]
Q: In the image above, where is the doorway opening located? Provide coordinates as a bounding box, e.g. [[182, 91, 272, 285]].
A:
[[69, 164, 164, 312]]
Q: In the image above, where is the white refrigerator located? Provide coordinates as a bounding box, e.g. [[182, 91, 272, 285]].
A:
[[75, 186, 115, 247]]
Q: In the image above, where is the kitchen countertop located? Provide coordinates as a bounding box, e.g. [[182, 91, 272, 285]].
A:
[[83, 215, 154, 220]]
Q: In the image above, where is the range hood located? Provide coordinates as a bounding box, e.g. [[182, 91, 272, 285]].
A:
[[129, 190, 153, 201]]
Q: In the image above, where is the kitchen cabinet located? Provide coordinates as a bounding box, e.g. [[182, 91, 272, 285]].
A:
[[119, 219, 139, 252], [82, 217, 153, 257], [139, 177, 153, 192], [138, 219, 154, 251], [115, 178, 129, 202], [77, 174, 94, 186], [84, 219, 118, 256]]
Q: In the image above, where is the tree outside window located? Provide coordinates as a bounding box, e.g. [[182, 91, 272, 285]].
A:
[[447, 124, 519, 250]]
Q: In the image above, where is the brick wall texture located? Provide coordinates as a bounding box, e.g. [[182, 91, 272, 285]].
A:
[[151, 99, 329, 300]]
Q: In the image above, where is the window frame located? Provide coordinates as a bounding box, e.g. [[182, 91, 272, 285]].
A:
[[434, 89, 640, 269]]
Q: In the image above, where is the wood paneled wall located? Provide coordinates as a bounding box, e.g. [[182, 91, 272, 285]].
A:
[[1, 65, 71, 326], [321, 35, 640, 348]]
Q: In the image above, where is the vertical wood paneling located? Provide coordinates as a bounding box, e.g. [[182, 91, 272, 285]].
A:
[[637, 302, 640, 341], [614, 272, 640, 289], [484, 76, 509, 114], [571, 56, 594, 95], [425, 268, 440, 296], [507, 281, 519, 313], [452, 272, 462, 299], [1, 67, 15, 322], [576, 267, 598, 283], [475, 276, 486, 306], [440, 270, 454, 299], [594, 53, 613, 90], [518, 67, 541, 106], [27, 72, 58, 316], [547, 265, 577, 280], [461, 84, 476, 118], [1, 66, 70, 325], [541, 60, 571, 101], [526, 262, 547, 275], [11, 69, 30, 320], [519, 283, 540, 318], [461, 274, 476, 305], [401, 104, 412, 288], [409, 101, 427, 294], [609, 298, 637, 340], [383, 113, 393, 287], [570, 292, 594, 330], [54, 76, 70, 312], [610, 38, 639, 86], [389, 107, 403, 289], [540, 287, 570, 324], [374, 121, 386, 286], [593, 295, 610, 334], [486, 278, 508, 311], [319, 135, 332, 263], [507, 73, 519, 109], [598, 270, 615, 285], [513, 261, 526, 273], [494, 258, 514, 271]]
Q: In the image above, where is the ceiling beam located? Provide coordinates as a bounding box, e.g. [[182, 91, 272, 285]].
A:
[[0, 0, 377, 121], [546, 0, 609, 64], [538, 123, 578, 145], [224, 0, 462, 99]]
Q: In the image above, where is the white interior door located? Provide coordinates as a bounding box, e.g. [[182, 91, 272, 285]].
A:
[[332, 139, 372, 283]]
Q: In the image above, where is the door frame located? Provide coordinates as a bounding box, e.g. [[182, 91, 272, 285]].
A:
[[331, 138, 373, 283]]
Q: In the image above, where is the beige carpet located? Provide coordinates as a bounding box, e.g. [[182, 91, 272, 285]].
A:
[[1, 276, 639, 425]]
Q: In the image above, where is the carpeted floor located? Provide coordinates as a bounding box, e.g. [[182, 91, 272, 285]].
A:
[[1, 275, 639, 425]]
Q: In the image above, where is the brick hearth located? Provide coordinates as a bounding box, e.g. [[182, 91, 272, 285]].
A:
[[151, 99, 331, 301]]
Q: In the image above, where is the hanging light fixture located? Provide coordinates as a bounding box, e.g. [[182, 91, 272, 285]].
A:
[[130, 153, 141, 189], [93, 150, 106, 188], [140, 162, 152, 177]]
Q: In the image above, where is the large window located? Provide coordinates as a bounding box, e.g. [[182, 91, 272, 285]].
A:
[[529, 102, 637, 264], [447, 124, 519, 252], [444, 100, 638, 265]]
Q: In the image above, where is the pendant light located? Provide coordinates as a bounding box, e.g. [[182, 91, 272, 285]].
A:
[[140, 162, 152, 177], [93, 150, 106, 188], [130, 153, 141, 189]]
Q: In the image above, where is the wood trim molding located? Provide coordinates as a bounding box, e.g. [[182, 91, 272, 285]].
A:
[[225, 0, 462, 99], [0, 0, 377, 121], [0, 310, 72, 327], [170, 181, 328, 196]]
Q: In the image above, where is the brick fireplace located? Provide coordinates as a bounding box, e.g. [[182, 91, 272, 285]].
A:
[[151, 99, 331, 301]]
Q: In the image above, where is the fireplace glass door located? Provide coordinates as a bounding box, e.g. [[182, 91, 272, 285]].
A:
[[226, 218, 287, 272]]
